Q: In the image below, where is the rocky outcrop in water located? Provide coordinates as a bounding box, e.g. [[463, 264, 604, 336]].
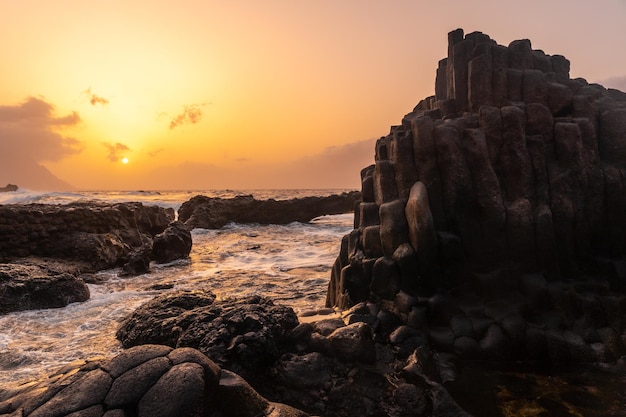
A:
[[178, 192, 361, 229], [0, 344, 309, 417], [0, 202, 190, 313], [151, 221, 193, 264], [0, 202, 175, 271], [0, 261, 89, 314], [0, 184, 17, 193], [326, 28, 626, 365]]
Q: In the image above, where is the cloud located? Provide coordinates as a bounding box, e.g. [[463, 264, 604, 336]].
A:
[[147, 148, 164, 157], [600, 75, 626, 92], [0, 96, 83, 162], [83, 88, 109, 106], [169, 104, 205, 129], [102, 142, 131, 162], [139, 138, 376, 189]]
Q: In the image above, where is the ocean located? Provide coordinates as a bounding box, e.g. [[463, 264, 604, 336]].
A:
[[0, 189, 355, 388]]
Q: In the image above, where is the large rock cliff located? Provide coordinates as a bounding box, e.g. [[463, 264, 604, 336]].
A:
[[327, 29, 626, 363]]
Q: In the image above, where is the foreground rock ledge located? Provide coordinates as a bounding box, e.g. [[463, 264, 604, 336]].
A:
[[0, 344, 308, 417]]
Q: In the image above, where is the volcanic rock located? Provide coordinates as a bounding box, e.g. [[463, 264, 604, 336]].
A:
[[326, 28, 626, 366], [151, 221, 192, 264], [116, 291, 300, 376], [178, 191, 361, 229], [0, 202, 174, 271], [0, 345, 309, 417], [0, 261, 89, 315]]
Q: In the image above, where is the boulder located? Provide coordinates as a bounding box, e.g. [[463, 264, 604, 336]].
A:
[[0, 262, 89, 315], [116, 291, 299, 375], [151, 221, 192, 264], [326, 322, 376, 363], [120, 242, 153, 276]]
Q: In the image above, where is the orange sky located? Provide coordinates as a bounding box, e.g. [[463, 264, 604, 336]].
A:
[[1, 0, 625, 190]]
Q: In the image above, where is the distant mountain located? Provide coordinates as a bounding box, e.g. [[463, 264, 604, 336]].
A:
[[0, 154, 74, 191]]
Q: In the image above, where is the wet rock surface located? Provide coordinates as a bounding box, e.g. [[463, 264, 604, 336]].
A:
[[116, 291, 300, 376], [0, 202, 175, 271], [0, 202, 192, 313], [178, 191, 361, 230], [0, 345, 308, 417], [0, 260, 89, 314]]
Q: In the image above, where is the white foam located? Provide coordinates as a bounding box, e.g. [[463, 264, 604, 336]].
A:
[[0, 190, 355, 388]]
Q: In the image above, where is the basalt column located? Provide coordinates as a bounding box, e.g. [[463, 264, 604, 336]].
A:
[[326, 29, 626, 364]]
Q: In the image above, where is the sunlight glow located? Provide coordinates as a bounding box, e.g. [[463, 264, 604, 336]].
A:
[[121, 157, 129, 164]]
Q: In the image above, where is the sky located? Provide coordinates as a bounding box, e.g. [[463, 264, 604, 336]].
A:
[[1, 0, 625, 191]]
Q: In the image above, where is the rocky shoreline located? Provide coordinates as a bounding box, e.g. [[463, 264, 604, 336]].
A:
[[2, 29, 626, 417], [178, 191, 361, 230]]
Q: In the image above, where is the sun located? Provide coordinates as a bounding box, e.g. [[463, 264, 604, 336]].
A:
[[121, 157, 129, 164]]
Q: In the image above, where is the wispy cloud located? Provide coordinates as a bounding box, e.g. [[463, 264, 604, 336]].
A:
[[102, 142, 131, 162], [138, 138, 375, 189], [147, 148, 164, 157], [600, 75, 626, 92], [0, 96, 83, 162], [83, 88, 109, 106], [169, 103, 205, 129]]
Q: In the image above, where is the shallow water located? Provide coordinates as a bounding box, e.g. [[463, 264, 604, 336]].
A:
[[0, 190, 353, 388]]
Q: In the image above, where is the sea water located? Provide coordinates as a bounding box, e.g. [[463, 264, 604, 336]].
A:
[[0, 189, 354, 388]]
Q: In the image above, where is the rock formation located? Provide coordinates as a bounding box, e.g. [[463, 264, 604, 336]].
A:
[[0, 261, 89, 314], [0, 344, 309, 417], [151, 221, 193, 264], [0, 202, 183, 273], [114, 291, 469, 416], [116, 291, 300, 378], [327, 29, 626, 364], [0, 184, 18, 193], [178, 192, 361, 229], [0, 202, 192, 313]]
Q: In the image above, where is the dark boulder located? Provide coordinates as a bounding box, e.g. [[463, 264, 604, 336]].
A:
[[116, 290, 218, 348], [178, 191, 361, 229], [0, 261, 89, 315], [151, 221, 192, 264], [116, 291, 299, 375], [120, 242, 153, 276]]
